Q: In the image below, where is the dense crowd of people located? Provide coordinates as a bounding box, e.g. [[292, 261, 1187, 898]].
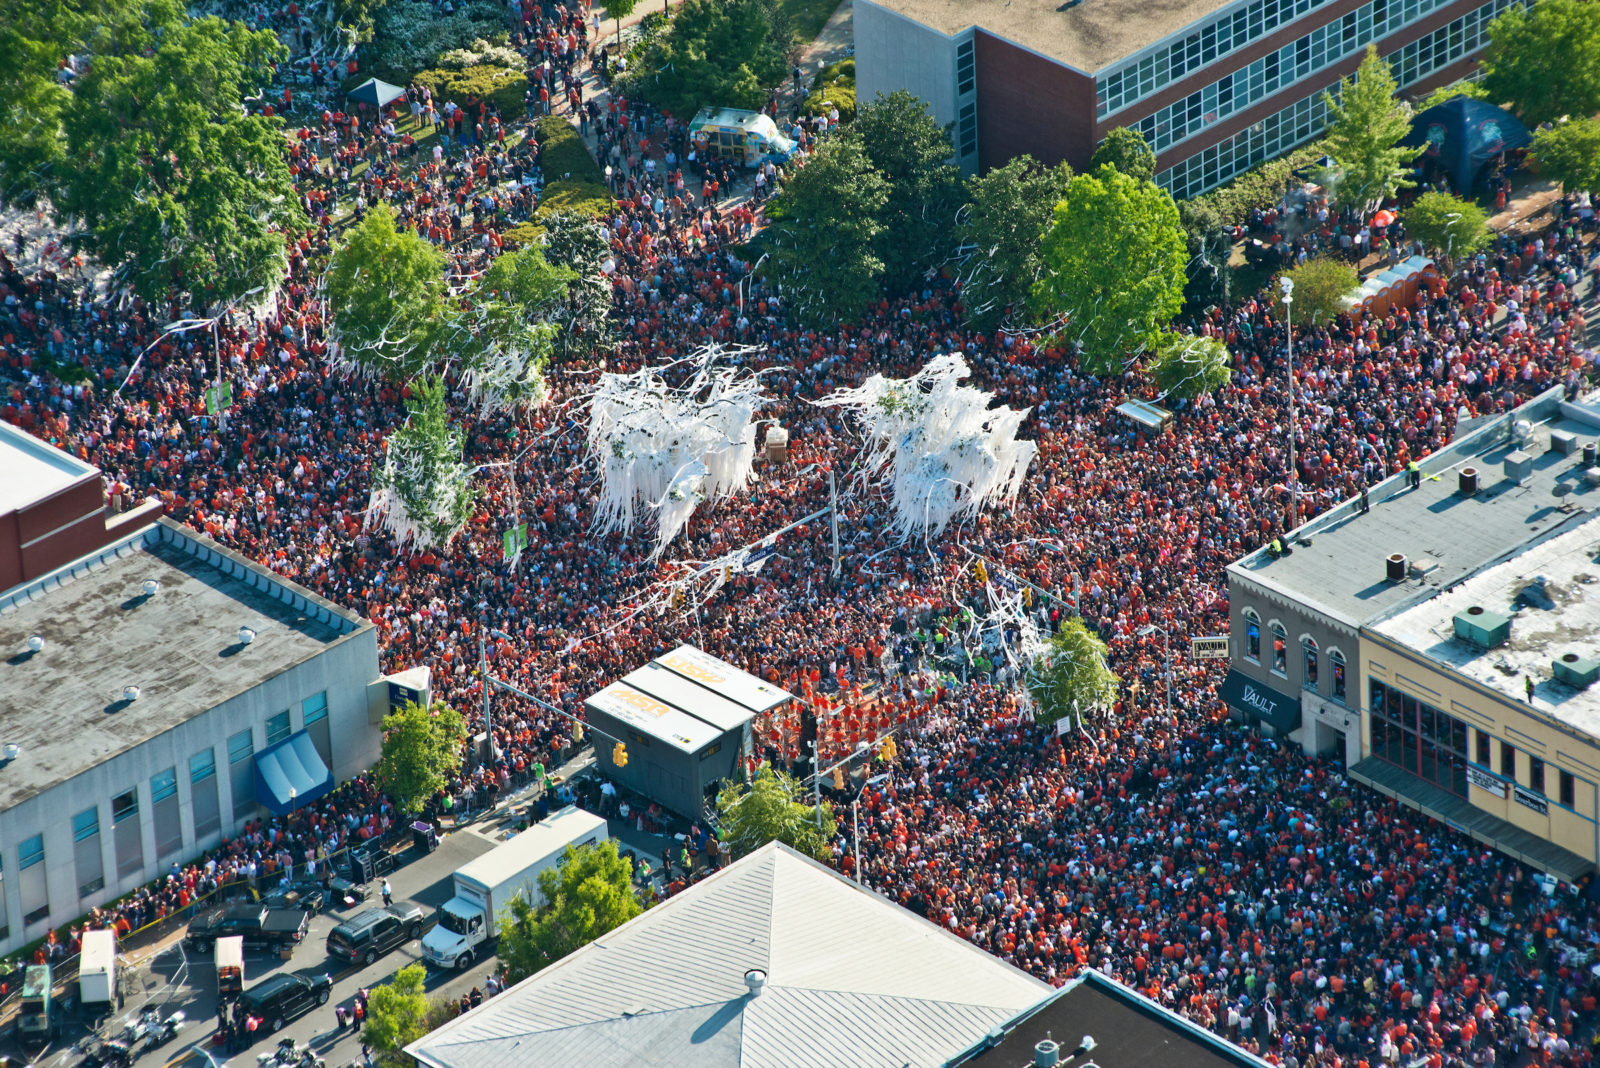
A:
[[4, 0, 1600, 1060]]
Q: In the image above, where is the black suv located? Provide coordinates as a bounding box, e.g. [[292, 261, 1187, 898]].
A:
[[186, 903, 309, 953], [238, 972, 333, 1033], [326, 904, 425, 966]]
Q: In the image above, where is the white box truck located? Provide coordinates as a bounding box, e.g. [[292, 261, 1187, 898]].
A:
[[78, 929, 116, 1007], [420, 806, 608, 970]]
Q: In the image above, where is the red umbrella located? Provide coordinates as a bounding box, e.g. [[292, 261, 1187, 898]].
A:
[[1371, 209, 1397, 227]]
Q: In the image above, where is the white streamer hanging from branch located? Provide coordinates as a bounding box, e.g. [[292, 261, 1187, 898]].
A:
[[365, 377, 479, 552], [581, 344, 768, 558], [814, 354, 1038, 541]]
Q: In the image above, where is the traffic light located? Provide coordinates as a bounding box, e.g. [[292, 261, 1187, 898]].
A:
[[832, 766, 845, 789], [571, 721, 585, 743], [1023, 586, 1033, 608], [612, 742, 629, 767], [974, 559, 988, 584], [879, 737, 897, 762]]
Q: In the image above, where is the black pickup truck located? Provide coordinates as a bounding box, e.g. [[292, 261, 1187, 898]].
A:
[[185, 903, 310, 953]]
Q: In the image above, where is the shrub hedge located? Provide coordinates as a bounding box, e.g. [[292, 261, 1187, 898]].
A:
[[412, 65, 528, 118], [500, 222, 546, 249], [536, 180, 613, 219], [801, 58, 856, 121], [535, 115, 608, 186], [1178, 143, 1329, 231]]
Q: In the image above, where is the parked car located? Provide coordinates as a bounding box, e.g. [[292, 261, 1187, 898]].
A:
[[185, 903, 309, 953], [263, 880, 327, 915], [237, 972, 332, 1033], [326, 904, 426, 966]]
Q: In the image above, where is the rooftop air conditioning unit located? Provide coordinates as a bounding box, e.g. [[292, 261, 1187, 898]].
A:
[[1552, 652, 1600, 689], [1453, 605, 1512, 649]]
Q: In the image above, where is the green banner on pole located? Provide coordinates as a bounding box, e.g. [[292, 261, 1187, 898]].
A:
[[204, 381, 234, 415], [502, 523, 528, 562]]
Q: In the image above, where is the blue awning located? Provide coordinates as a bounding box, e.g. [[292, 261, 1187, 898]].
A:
[[254, 730, 333, 815]]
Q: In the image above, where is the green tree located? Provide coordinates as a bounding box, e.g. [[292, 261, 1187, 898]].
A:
[[540, 210, 615, 358], [1089, 127, 1157, 183], [714, 766, 836, 861], [956, 156, 1073, 331], [1416, 81, 1489, 111], [1402, 191, 1491, 268], [368, 376, 481, 550], [1027, 617, 1119, 731], [1531, 118, 1600, 194], [374, 699, 467, 815], [624, 0, 790, 118], [451, 245, 575, 413], [1321, 46, 1415, 214], [1282, 258, 1359, 328], [606, 0, 637, 48], [1480, 0, 1600, 125], [53, 16, 306, 309], [498, 840, 643, 982], [1146, 332, 1233, 400], [325, 205, 448, 382], [762, 136, 890, 327], [1031, 166, 1187, 374], [363, 964, 436, 1068], [851, 90, 962, 293]]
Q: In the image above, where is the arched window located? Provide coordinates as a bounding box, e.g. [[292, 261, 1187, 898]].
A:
[[1270, 622, 1288, 674], [1330, 649, 1347, 701], [1302, 636, 1318, 691], [1244, 610, 1261, 662]]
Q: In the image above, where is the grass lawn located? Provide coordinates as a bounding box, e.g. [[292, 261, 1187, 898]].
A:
[[780, 0, 843, 43]]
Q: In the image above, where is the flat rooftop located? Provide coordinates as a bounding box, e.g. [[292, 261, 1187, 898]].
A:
[[1372, 514, 1600, 741], [1230, 389, 1600, 628], [956, 970, 1269, 1067], [862, 0, 1236, 74], [0, 518, 368, 810], [0, 419, 98, 513]]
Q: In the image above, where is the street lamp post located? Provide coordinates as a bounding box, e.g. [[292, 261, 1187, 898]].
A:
[[1280, 276, 1298, 531], [1137, 623, 1172, 722], [852, 771, 891, 885]]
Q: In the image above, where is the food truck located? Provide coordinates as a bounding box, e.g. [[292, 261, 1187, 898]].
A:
[[688, 108, 796, 168]]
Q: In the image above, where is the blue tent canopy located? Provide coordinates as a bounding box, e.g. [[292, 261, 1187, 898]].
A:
[[347, 77, 405, 109], [1400, 96, 1531, 193], [254, 730, 333, 815]]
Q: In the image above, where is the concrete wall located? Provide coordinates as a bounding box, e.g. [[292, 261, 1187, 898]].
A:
[[1361, 635, 1600, 868], [855, 0, 968, 160], [0, 628, 379, 956]]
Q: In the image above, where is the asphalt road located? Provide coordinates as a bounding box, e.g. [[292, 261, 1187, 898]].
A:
[[6, 823, 506, 1068]]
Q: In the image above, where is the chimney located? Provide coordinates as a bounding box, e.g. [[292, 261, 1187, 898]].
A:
[[744, 969, 767, 997]]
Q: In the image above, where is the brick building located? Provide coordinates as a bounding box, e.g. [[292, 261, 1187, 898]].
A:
[[855, 0, 1522, 197]]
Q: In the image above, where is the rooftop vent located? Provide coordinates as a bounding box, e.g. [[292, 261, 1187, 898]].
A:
[[744, 969, 767, 997], [26, 635, 45, 653], [122, 684, 141, 702], [1505, 450, 1533, 484], [2, 743, 19, 761], [238, 626, 257, 646], [142, 579, 160, 596], [1409, 556, 1440, 579], [1458, 467, 1479, 497], [1585, 440, 1598, 467], [1386, 553, 1407, 583], [1553, 652, 1600, 690], [1034, 1038, 1060, 1068], [1512, 419, 1535, 446], [1453, 605, 1512, 649]]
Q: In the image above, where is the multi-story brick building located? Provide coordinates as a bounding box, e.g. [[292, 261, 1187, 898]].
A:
[[855, 0, 1521, 197]]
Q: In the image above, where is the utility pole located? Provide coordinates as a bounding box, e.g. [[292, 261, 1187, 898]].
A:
[[828, 469, 840, 578], [1138, 623, 1172, 722], [1280, 276, 1298, 531]]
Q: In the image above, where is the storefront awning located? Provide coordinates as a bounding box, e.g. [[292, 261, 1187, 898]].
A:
[[1219, 669, 1301, 732], [254, 730, 333, 815]]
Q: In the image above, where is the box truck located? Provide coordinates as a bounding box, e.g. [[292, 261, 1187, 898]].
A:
[[78, 929, 117, 1008], [420, 806, 607, 970]]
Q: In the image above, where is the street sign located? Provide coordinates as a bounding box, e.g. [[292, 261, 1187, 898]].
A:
[[1190, 635, 1229, 659], [204, 381, 233, 415], [502, 523, 528, 562]]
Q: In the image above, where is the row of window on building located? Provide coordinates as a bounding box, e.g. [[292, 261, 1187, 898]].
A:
[[1154, 0, 1520, 199], [0, 693, 328, 943], [1242, 610, 1349, 699]]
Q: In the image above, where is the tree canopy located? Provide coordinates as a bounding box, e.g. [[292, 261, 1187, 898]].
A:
[[761, 136, 890, 327], [1321, 46, 1414, 214], [1146, 333, 1233, 400], [363, 964, 436, 1068], [540, 210, 616, 358], [498, 840, 643, 983], [1283, 258, 1358, 329], [956, 156, 1073, 332], [452, 245, 575, 413], [1480, 0, 1600, 125], [1031, 165, 1187, 374], [624, 0, 790, 119], [325, 205, 449, 382], [1402, 191, 1491, 266], [1531, 118, 1600, 194], [714, 765, 836, 861], [851, 90, 962, 293], [1027, 617, 1119, 731], [1089, 127, 1157, 183], [374, 699, 467, 815], [51, 15, 305, 308]]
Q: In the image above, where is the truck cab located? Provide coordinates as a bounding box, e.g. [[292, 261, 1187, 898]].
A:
[[17, 964, 60, 1047], [420, 895, 488, 970], [689, 107, 797, 169]]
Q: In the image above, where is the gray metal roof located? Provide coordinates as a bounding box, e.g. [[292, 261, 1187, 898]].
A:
[[1229, 389, 1600, 627], [622, 661, 756, 733], [406, 842, 1050, 1068]]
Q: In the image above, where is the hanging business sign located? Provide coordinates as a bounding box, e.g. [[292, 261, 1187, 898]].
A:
[[1218, 669, 1301, 732], [1467, 766, 1507, 799], [1190, 635, 1230, 659], [1514, 785, 1548, 815]]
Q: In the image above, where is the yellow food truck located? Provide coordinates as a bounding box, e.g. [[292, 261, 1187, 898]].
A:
[[688, 108, 797, 168]]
